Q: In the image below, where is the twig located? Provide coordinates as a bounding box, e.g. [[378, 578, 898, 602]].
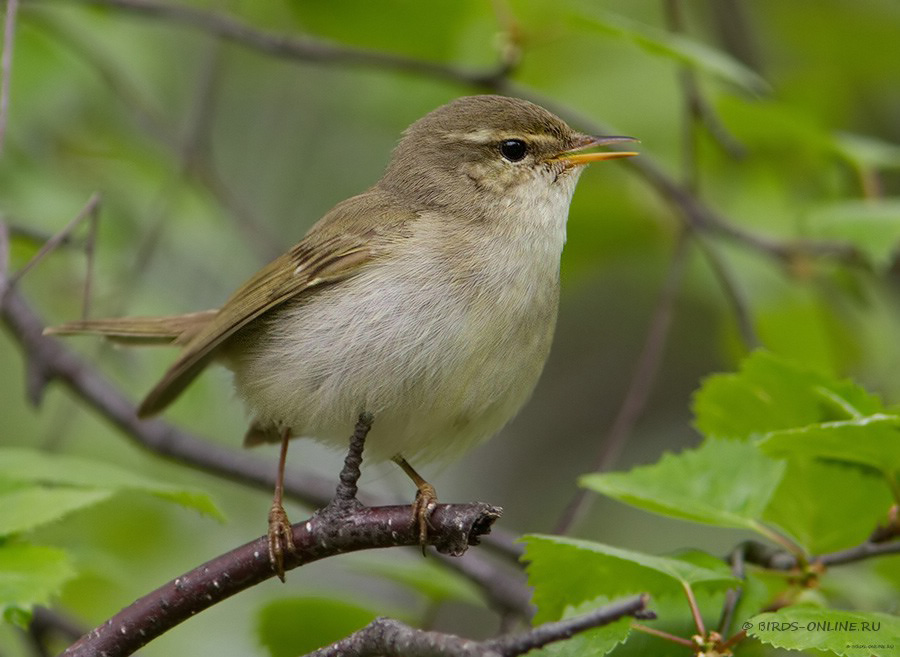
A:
[[0, 0, 18, 154], [28, 0, 511, 87], [60, 502, 501, 656], [740, 537, 900, 570], [303, 594, 650, 657], [553, 230, 690, 534], [7, 193, 101, 287]]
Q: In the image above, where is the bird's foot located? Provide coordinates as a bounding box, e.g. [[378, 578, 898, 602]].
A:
[[267, 501, 295, 582]]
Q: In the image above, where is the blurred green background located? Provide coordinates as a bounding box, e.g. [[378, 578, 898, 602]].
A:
[[1, 0, 899, 654]]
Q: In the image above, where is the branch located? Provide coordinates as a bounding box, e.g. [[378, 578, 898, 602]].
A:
[[0, 0, 18, 155], [740, 537, 900, 571], [26, 0, 512, 87], [303, 594, 651, 657], [60, 501, 500, 657]]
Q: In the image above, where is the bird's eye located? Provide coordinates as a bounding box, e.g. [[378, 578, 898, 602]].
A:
[[499, 139, 528, 162]]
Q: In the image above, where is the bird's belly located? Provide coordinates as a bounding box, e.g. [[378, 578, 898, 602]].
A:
[[224, 265, 558, 463]]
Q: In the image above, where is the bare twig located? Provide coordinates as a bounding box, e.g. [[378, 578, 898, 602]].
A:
[[60, 502, 501, 656], [8, 193, 101, 287], [740, 537, 900, 570], [553, 230, 690, 534], [303, 594, 650, 657], [27, 0, 511, 87], [0, 0, 18, 154]]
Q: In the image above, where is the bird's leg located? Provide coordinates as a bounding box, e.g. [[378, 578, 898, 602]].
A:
[[268, 427, 295, 582], [391, 454, 438, 550]]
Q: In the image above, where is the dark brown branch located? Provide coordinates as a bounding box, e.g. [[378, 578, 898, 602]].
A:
[[303, 594, 651, 657], [60, 502, 501, 657], [740, 537, 900, 571]]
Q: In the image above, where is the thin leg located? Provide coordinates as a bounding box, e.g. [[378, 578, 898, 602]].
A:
[[391, 454, 437, 550], [268, 427, 295, 582]]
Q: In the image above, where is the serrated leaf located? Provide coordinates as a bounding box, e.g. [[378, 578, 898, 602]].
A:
[[0, 487, 114, 535], [693, 351, 883, 440], [763, 459, 893, 554], [581, 439, 785, 534], [759, 413, 900, 477], [0, 543, 76, 627], [528, 596, 633, 657], [522, 535, 736, 623], [746, 607, 899, 657], [256, 597, 378, 657], [571, 8, 769, 93], [0, 448, 222, 525], [804, 200, 900, 271]]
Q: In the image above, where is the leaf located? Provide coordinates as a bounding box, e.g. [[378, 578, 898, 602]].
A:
[[746, 607, 900, 657], [522, 535, 736, 623], [763, 459, 893, 555], [804, 199, 900, 271], [571, 7, 769, 93], [581, 439, 785, 534], [256, 597, 378, 657], [527, 596, 634, 657], [0, 448, 222, 526], [693, 350, 883, 440], [0, 543, 76, 627], [759, 413, 900, 477], [0, 487, 114, 536]]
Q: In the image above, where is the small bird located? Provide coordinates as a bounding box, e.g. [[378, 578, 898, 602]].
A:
[[47, 95, 637, 579]]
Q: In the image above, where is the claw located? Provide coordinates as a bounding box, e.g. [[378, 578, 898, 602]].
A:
[[413, 482, 438, 551], [267, 502, 295, 582]]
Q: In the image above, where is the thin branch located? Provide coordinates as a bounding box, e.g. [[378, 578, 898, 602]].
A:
[[303, 594, 650, 657], [60, 502, 500, 657], [740, 537, 900, 571], [553, 230, 690, 534], [8, 193, 101, 287], [28, 0, 512, 87], [0, 0, 18, 154]]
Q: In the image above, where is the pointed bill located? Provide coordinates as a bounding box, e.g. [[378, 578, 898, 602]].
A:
[[556, 135, 639, 165]]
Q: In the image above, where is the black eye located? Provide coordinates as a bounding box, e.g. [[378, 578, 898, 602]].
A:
[[499, 139, 528, 162]]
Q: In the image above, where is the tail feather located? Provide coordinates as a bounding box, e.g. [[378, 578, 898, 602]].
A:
[[44, 310, 217, 346]]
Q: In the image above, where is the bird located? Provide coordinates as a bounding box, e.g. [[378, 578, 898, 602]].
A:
[[46, 94, 637, 580]]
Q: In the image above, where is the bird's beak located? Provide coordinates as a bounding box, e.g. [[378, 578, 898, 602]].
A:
[[555, 135, 639, 166]]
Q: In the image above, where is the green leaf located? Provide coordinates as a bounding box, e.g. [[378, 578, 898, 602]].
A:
[[0, 543, 76, 626], [746, 607, 900, 657], [759, 413, 900, 477], [0, 487, 114, 536], [763, 459, 893, 554], [522, 535, 736, 623], [693, 350, 883, 440], [804, 199, 900, 271], [0, 448, 223, 525], [527, 596, 634, 657], [256, 597, 378, 657], [581, 439, 785, 534], [571, 8, 769, 93]]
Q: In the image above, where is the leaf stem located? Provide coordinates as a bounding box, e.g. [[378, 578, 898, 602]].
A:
[[631, 622, 695, 648]]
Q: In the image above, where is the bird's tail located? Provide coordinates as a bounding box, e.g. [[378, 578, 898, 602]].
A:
[[44, 310, 217, 346]]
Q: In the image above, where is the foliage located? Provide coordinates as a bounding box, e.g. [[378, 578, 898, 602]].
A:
[[1, 0, 899, 656]]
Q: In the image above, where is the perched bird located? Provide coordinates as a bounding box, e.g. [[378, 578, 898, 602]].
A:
[[47, 95, 637, 579]]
